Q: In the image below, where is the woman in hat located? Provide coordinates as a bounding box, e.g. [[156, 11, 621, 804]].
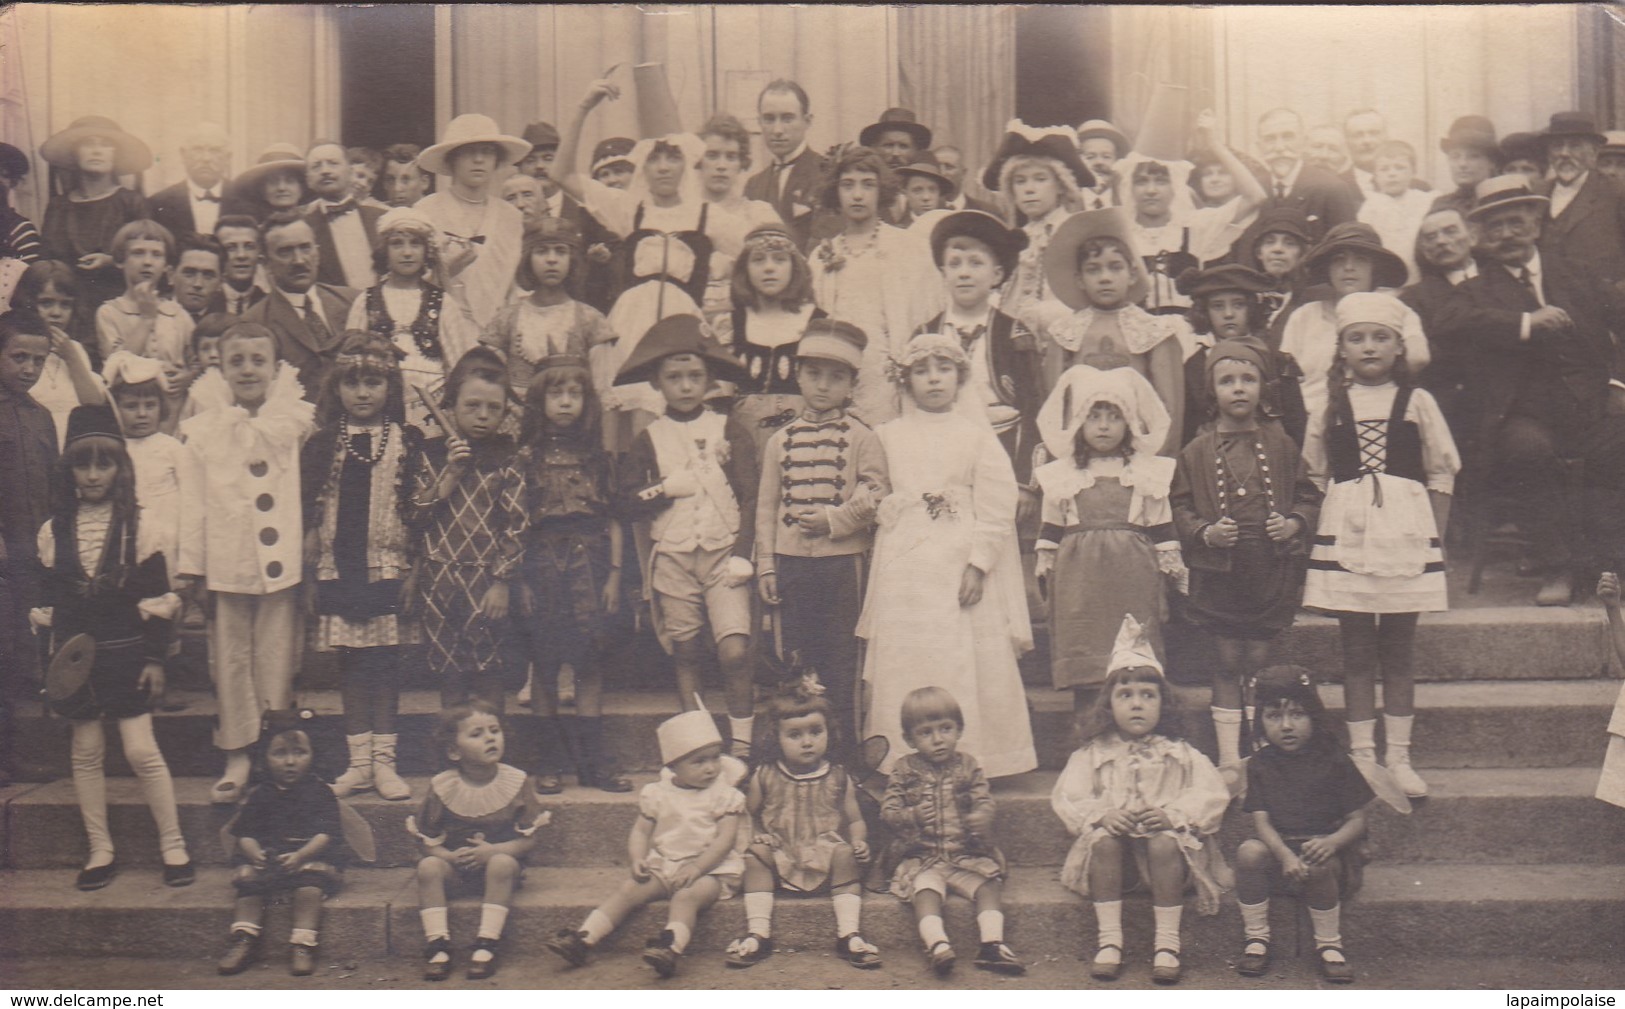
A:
[[0, 142, 44, 294], [1278, 221, 1431, 420], [808, 145, 943, 426], [1042, 208, 1190, 452], [554, 77, 727, 451], [232, 144, 309, 224], [980, 120, 1092, 335], [40, 115, 153, 309], [414, 114, 531, 335], [343, 205, 480, 430]]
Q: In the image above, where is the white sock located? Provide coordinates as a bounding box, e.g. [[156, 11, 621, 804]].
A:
[[478, 903, 509, 941], [230, 921, 262, 938], [1153, 904, 1183, 955], [1310, 903, 1344, 957], [1347, 718, 1377, 757], [833, 892, 862, 937], [744, 891, 775, 938], [582, 909, 614, 945], [1212, 707, 1243, 764], [1239, 898, 1270, 942], [1093, 900, 1123, 961], [976, 910, 1004, 944], [289, 928, 318, 948], [1384, 713, 1415, 762], [665, 920, 691, 954], [918, 914, 949, 948], [729, 716, 754, 749], [420, 906, 449, 941]]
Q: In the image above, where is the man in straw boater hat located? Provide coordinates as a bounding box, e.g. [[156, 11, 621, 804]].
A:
[[1075, 119, 1130, 211], [1539, 111, 1625, 316], [413, 113, 531, 331], [1457, 174, 1625, 607], [614, 314, 763, 758]]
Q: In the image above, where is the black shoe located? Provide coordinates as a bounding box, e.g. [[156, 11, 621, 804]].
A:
[[466, 937, 499, 980], [927, 940, 956, 976], [1317, 945, 1354, 984], [217, 931, 261, 976], [974, 941, 1026, 975], [1238, 937, 1270, 977], [75, 861, 118, 891], [162, 860, 195, 887], [543, 928, 591, 968], [725, 933, 773, 968], [642, 930, 681, 978], [423, 938, 453, 981], [836, 933, 883, 969]]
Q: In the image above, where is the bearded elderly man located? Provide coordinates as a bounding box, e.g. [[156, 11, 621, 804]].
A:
[[1539, 112, 1625, 320]]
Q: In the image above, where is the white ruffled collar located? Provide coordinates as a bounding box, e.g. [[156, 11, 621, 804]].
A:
[[1034, 453, 1175, 500], [430, 764, 527, 818], [1051, 303, 1173, 356]]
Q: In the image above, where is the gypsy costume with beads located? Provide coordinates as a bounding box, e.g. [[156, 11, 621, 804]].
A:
[[344, 281, 475, 431]]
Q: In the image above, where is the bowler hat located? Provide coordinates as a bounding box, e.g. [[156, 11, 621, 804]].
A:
[[1439, 115, 1499, 157], [929, 210, 1027, 277], [522, 121, 561, 151], [1541, 111, 1606, 147], [1499, 132, 1547, 167], [858, 108, 933, 151]]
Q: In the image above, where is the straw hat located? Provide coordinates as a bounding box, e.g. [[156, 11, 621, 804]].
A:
[[418, 114, 531, 176], [1042, 207, 1149, 309], [40, 115, 152, 176], [1075, 120, 1130, 158], [1466, 174, 1551, 221], [234, 143, 308, 193]]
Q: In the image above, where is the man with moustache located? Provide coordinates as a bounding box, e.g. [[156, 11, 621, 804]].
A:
[[932, 145, 1000, 215], [301, 140, 384, 290], [150, 123, 251, 240], [1539, 112, 1625, 319], [243, 212, 357, 401], [745, 79, 831, 252], [1255, 107, 1359, 241]]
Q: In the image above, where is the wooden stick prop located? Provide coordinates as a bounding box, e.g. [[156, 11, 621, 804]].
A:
[[412, 383, 455, 437]]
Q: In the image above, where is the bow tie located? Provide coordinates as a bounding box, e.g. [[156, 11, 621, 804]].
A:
[[196, 191, 221, 203], [955, 324, 986, 351], [322, 199, 357, 221]]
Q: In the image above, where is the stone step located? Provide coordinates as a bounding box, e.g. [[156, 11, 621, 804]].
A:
[[10, 679, 1616, 782], [9, 767, 1620, 872], [2, 863, 1620, 961]]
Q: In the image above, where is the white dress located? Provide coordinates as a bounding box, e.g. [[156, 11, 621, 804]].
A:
[[809, 225, 943, 426], [858, 408, 1036, 779]]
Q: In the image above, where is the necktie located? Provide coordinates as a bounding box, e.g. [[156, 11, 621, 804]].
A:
[[956, 324, 986, 352], [769, 161, 787, 204], [1274, 182, 1287, 200], [1518, 266, 1541, 305], [302, 299, 332, 345], [323, 199, 357, 221]]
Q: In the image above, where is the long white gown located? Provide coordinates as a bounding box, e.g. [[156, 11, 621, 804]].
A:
[[858, 406, 1037, 779]]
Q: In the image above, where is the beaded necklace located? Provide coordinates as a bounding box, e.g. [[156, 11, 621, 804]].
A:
[[1213, 431, 1275, 516], [339, 419, 390, 465]]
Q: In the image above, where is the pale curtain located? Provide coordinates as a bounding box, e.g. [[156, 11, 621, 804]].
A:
[[1110, 5, 1220, 146], [8, 4, 339, 221], [1577, 5, 1625, 129], [1216, 5, 1577, 188], [897, 6, 1016, 200], [448, 4, 893, 177]]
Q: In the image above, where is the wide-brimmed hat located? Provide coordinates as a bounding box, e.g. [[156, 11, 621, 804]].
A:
[[0, 143, 30, 181], [614, 314, 750, 387], [929, 210, 1028, 276], [894, 152, 958, 201], [418, 114, 531, 176], [858, 108, 932, 151], [1439, 115, 1499, 157], [982, 119, 1095, 192], [796, 318, 867, 371], [1303, 221, 1408, 289], [1075, 119, 1130, 158], [591, 137, 637, 175], [1466, 174, 1551, 221], [1542, 111, 1606, 147], [1499, 132, 1547, 166], [234, 143, 308, 193], [522, 121, 561, 152], [1602, 131, 1625, 155], [1042, 207, 1148, 309], [40, 115, 152, 176], [1175, 263, 1275, 300]]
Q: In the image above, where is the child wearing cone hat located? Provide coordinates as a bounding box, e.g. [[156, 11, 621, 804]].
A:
[[544, 707, 747, 978], [615, 315, 761, 758]]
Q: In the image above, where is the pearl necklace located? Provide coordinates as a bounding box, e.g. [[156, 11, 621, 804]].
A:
[[339, 420, 389, 465], [1214, 432, 1275, 516]]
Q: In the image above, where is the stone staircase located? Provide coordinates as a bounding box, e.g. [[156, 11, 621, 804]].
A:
[[3, 592, 1624, 985]]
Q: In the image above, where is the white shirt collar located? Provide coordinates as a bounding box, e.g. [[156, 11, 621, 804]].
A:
[[1555, 171, 1587, 195], [1505, 249, 1542, 280], [945, 305, 992, 331], [774, 142, 808, 168], [188, 181, 222, 201], [1273, 160, 1304, 193], [1445, 260, 1479, 285]]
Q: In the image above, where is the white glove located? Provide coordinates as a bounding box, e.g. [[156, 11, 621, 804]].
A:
[[1034, 547, 1056, 581], [1157, 543, 1190, 597], [661, 470, 699, 498], [723, 555, 754, 589]]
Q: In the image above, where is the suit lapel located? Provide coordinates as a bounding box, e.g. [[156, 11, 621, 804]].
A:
[[271, 289, 325, 357]]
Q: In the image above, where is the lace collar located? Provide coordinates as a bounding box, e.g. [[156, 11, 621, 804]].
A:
[[430, 764, 527, 819]]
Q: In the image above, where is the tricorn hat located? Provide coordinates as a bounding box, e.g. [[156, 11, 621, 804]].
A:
[[614, 314, 750, 387], [982, 119, 1095, 192]]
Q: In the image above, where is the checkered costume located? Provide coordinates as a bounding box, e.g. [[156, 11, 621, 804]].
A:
[[409, 434, 526, 685]]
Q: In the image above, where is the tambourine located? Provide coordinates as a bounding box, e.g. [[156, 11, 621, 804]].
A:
[[44, 633, 97, 720]]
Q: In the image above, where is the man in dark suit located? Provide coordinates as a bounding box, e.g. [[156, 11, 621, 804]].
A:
[[1539, 112, 1625, 321], [148, 124, 253, 241], [301, 141, 384, 291], [1254, 107, 1359, 242], [932, 145, 1001, 216], [745, 79, 834, 253], [1458, 176, 1625, 605], [244, 212, 357, 402]]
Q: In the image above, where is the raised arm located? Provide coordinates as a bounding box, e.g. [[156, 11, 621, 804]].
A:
[[555, 78, 623, 209]]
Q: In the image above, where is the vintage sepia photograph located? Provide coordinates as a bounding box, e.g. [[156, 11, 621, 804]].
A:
[[0, 2, 1622, 995]]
